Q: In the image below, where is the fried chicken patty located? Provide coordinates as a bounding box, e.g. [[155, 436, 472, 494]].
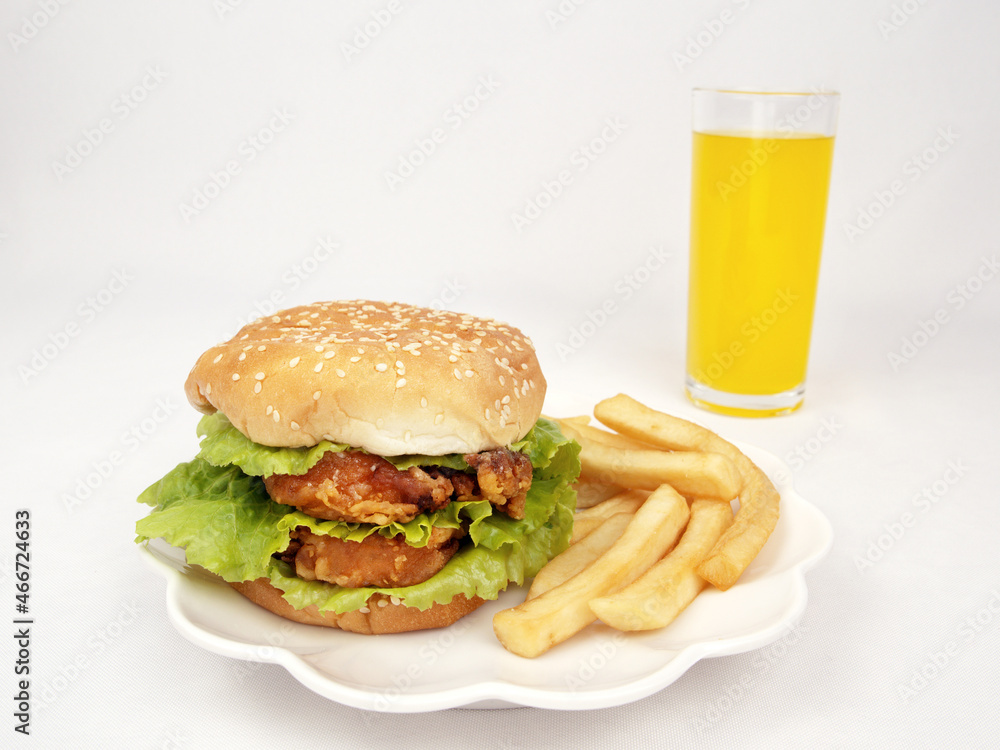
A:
[[465, 449, 532, 519], [279, 526, 464, 588], [263, 448, 533, 525]]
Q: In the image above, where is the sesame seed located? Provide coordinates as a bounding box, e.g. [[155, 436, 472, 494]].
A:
[[501, 395, 510, 404], [266, 405, 273, 415], [359, 606, 370, 614], [396, 378, 406, 388], [272, 410, 280, 422], [205, 383, 212, 395], [453, 369, 462, 379], [313, 390, 321, 400], [390, 595, 401, 606], [238, 352, 246, 361], [255, 372, 266, 380], [375, 363, 387, 372], [290, 421, 300, 430], [212, 354, 223, 364], [336, 369, 346, 378], [420, 397, 428, 408], [289, 357, 300, 368], [464, 369, 474, 378], [324, 351, 335, 359], [350, 356, 361, 363], [377, 599, 388, 608], [315, 345, 324, 352], [314, 362, 323, 373], [253, 382, 262, 394], [231, 373, 240, 381], [257, 345, 266, 352], [448, 354, 459, 363], [485, 408, 491, 420]]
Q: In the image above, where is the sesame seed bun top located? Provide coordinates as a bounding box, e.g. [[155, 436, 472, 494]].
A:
[[183, 300, 546, 455]]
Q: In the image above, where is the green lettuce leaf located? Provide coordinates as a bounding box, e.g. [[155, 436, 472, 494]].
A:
[[195, 413, 350, 477], [383, 453, 471, 472], [194, 412, 568, 477], [135, 460, 290, 582], [275, 497, 495, 548], [136, 418, 581, 612]]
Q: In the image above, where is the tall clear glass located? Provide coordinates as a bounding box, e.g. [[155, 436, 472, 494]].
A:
[[685, 89, 839, 417]]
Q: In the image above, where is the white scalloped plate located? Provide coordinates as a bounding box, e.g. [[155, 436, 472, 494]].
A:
[[139, 443, 832, 712]]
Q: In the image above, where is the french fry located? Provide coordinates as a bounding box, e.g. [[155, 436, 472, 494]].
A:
[[576, 440, 741, 502], [557, 419, 633, 509], [594, 393, 779, 590], [557, 419, 655, 452], [589, 499, 733, 630], [493, 484, 690, 658], [554, 414, 593, 428], [695, 466, 778, 590], [568, 515, 605, 542], [572, 481, 625, 509], [571, 488, 647, 543], [560, 417, 737, 501], [528, 512, 634, 600]]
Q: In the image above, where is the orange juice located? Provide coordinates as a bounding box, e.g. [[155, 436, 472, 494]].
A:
[[686, 131, 834, 414]]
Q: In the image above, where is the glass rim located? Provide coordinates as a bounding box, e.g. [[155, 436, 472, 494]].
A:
[[692, 87, 840, 98]]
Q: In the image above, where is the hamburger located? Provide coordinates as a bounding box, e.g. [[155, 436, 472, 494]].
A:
[[135, 300, 580, 634]]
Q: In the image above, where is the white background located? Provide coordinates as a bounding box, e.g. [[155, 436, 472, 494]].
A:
[[2, 0, 999, 747]]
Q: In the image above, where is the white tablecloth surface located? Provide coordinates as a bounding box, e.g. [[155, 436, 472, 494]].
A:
[[3, 1, 998, 747]]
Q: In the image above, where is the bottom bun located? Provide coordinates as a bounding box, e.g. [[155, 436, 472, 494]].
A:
[[230, 578, 486, 634]]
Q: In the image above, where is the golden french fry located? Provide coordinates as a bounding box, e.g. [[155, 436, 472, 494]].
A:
[[594, 393, 779, 590], [554, 414, 593, 428], [553, 418, 629, 509], [576, 440, 740, 502], [572, 488, 647, 530], [695, 467, 778, 590], [557, 419, 654, 452], [568, 515, 604, 543], [570, 488, 646, 543], [528, 512, 634, 600], [493, 485, 690, 658], [589, 499, 733, 630], [572, 480, 626, 509]]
